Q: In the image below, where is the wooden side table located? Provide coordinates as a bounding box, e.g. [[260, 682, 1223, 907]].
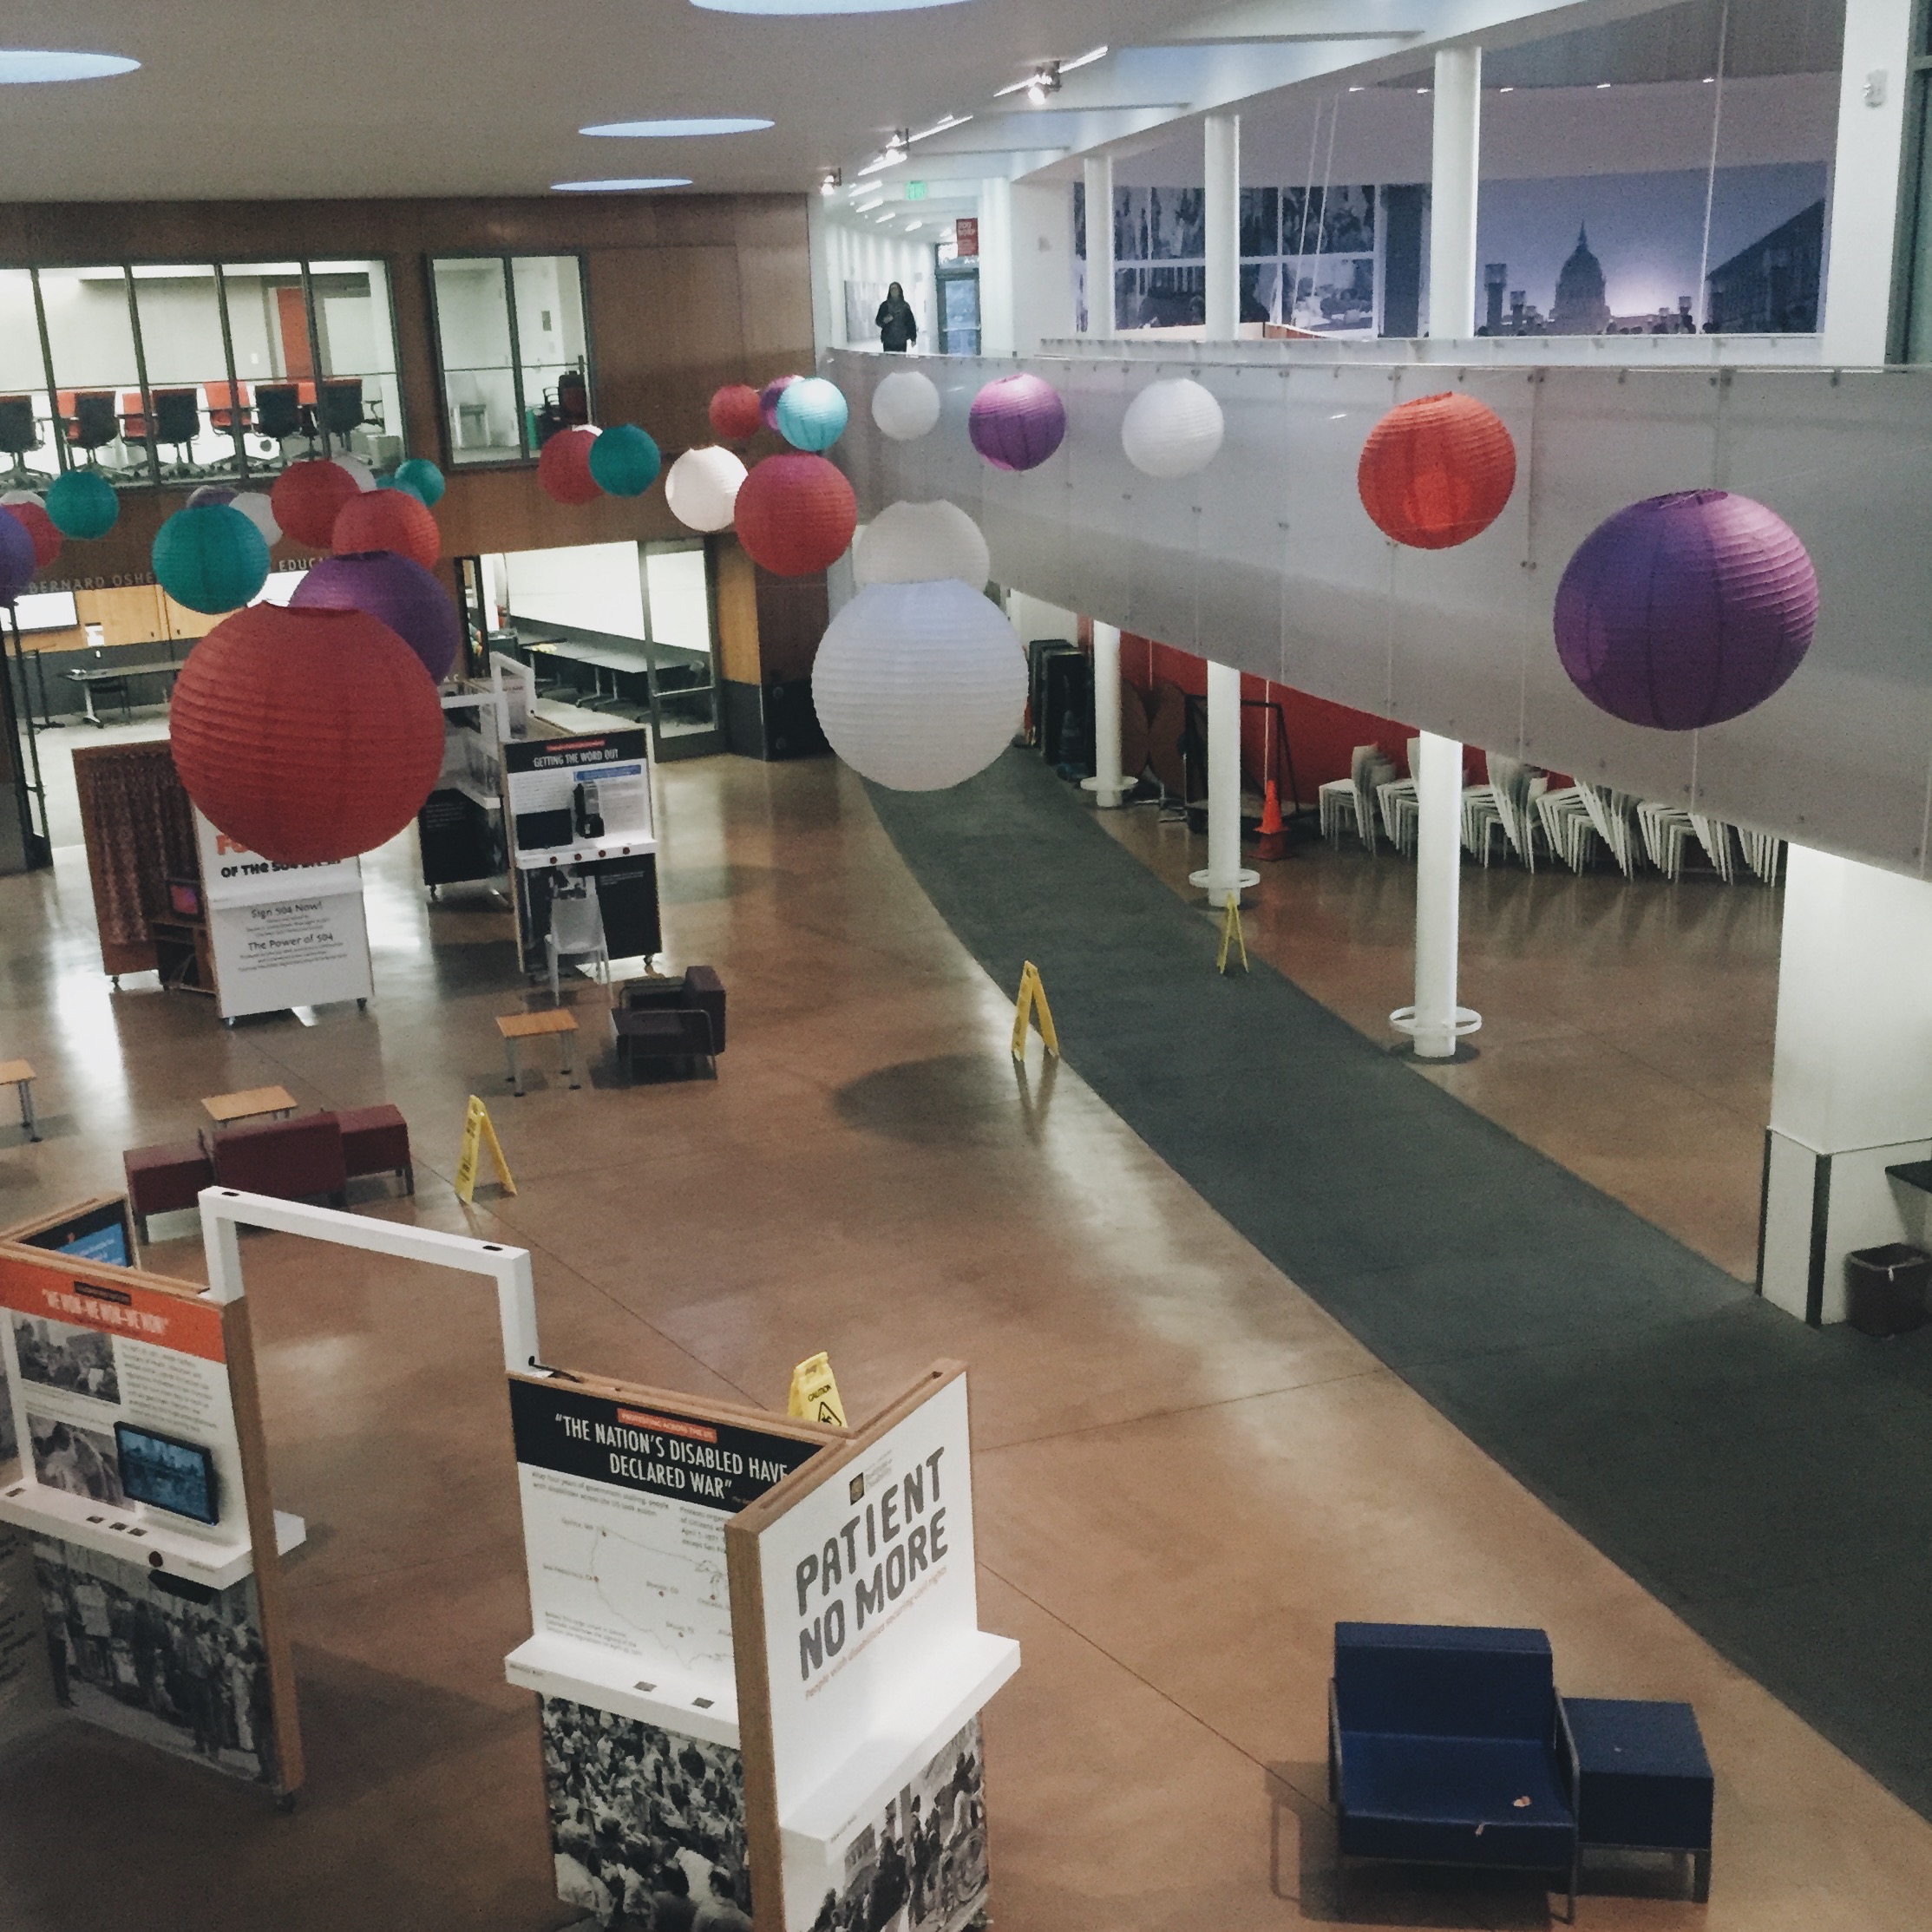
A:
[[0, 1060, 39, 1143], [201, 1085, 299, 1126], [497, 1009, 580, 1096]]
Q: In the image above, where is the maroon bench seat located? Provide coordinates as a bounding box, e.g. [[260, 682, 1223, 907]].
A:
[[337, 1103, 413, 1195], [211, 1112, 348, 1208], [123, 1140, 215, 1244]]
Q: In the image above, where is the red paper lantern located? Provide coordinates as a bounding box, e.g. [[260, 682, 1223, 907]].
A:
[[169, 604, 444, 865], [333, 488, 441, 570], [539, 426, 602, 505], [272, 460, 362, 551], [1357, 392, 1517, 550], [709, 384, 763, 441], [733, 454, 856, 577], [3, 502, 61, 571]]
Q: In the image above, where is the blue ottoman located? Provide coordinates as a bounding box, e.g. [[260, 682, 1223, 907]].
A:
[[1562, 1697, 1713, 1902]]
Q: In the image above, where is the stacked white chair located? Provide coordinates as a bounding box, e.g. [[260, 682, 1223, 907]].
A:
[[1536, 784, 1602, 873], [1739, 827, 1785, 885], [1578, 784, 1641, 878], [1461, 758, 1508, 867], [1376, 737, 1423, 858], [1637, 801, 1700, 881], [1488, 758, 1551, 872], [546, 875, 610, 1000], [1320, 743, 1394, 854], [1690, 813, 1740, 884]]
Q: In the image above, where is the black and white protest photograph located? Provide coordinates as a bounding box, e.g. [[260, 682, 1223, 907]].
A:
[[0, 1359, 16, 1465], [28, 1412, 124, 1504], [542, 1694, 753, 1929], [10, 1312, 121, 1403], [32, 1538, 277, 1785]]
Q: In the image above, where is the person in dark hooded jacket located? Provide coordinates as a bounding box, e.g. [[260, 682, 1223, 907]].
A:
[[875, 282, 917, 352]]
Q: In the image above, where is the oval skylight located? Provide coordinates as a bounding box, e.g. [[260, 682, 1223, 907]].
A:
[[552, 177, 694, 193], [581, 117, 773, 137], [0, 49, 141, 82]]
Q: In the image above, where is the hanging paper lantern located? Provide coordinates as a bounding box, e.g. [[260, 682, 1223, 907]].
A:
[[872, 370, 941, 442], [539, 425, 602, 505], [152, 505, 272, 615], [378, 475, 423, 502], [394, 456, 445, 506], [1358, 391, 1516, 550], [230, 490, 280, 547], [776, 377, 848, 453], [46, 468, 119, 540], [665, 446, 747, 533], [0, 489, 41, 507], [186, 483, 236, 509], [813, 580, 1026, 791], [170, 604, 444, 865], [590, 423, 662, 498], [333, 488, 441, 570], [734, 454, 856, 576], [709, 384, 764, 441], [331, 453, 377, 494], [3, 501, 61, 572], [1554, 489, 1817, 731], [291, 550, 462, 684], [0, 510, 35, 605], [1122, 377, 1225, 479], [272, 459, 363, 550], [854, 501, 989, 589], [968, 374, 1066, 473], [759, 375, 801, 431]]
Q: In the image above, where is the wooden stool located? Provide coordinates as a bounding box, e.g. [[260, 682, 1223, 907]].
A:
[[0, 1060, 38, 1143], [496, 1010, 580, 1096]]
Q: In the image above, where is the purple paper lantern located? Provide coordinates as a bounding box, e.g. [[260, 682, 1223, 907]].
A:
[[0, 506, 35, 604], [1554, 489, 1817, 731], [759, 375, 801, 432], [968, 374, 1066, 473], [289, 549, 463, 684], [187, 484, 237, 508]]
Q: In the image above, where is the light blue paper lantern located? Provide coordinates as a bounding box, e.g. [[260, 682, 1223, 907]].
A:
[[776, 377, 849, 453], [394, 455, 446, 505]]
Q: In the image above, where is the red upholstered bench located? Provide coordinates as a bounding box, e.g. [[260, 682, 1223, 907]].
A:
[[337, 1104, 413, 1196], [211, 1112, 348, 1208], [123, 1140, 215, 1244]]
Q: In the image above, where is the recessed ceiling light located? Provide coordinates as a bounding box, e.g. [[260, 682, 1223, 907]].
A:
[[552, 177, 692, 192], [581, 117, 772, 137], [1499, 85, 1514, 93], [691, 0, 969, 14], [0, 49, 140, 83], [1596, 82, 1611, 89]]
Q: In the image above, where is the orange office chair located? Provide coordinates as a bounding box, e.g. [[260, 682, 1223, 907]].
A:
[[120, 389, 152, 450], [206, 379, 252, 435]]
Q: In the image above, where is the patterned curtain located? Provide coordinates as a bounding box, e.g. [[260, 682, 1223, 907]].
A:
[[73, 743, 196, 973]]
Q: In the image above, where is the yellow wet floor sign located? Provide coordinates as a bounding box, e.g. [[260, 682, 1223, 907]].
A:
[[787, 1352, 848, 1427], [455, 1095, 516, 1203], [1217, 893, 1249, 975], [1011, 960, 1061, 1059]]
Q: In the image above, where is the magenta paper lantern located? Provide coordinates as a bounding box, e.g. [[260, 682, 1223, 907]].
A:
[[759, 375, 801, 431], [1554, 490, 1817, 730], [290, 549, 464, 684], [968, 373, 1066, 473]]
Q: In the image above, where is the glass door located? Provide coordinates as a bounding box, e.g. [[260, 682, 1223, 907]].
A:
[[639, 540, 724, 759]]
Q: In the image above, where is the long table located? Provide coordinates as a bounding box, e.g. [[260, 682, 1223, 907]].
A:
[[64, 659, 185, 726]]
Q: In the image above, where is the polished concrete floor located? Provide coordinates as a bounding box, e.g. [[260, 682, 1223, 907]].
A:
[[1, 731, 1926, 1931]]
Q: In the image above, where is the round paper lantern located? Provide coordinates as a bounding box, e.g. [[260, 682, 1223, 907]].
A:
[[1554, 489, 1817, 731], [734, 454, 856, 576], [152, 505, 271, 615], [759, 375, 801, 431], [291, 550, 462, 683], [331, 454, 376, 494], [46, 468, 119, 540], [709, 384, 763, 441], [665, 446, 747, 533], [272, 459, 362, 550], [813, 580, 1025, 791], [1358, 391, 1516, 550], [539, 425, 602, 505], [854, 501, 989, 589], [3, 501, 60, 571], [186, 484, 236, 509], [394, 456, 445, 505], [0, 489, 41, 507], [0, 509, 35, 605], [590, 423, 662, 498], [776, 377, 848, 453], [169, 604, 444, 865], [333, 488, 441, 570], [1122, 377, 1225, 479], [969, 374, 1066, 473], [872, 370, 940, 442], [230, 490, 280, 547]]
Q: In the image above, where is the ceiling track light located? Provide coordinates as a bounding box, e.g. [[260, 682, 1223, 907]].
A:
[[997, 59, 1062, 102], [907, 112, 971, 143]]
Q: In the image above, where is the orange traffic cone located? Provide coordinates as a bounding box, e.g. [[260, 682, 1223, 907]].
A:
[[1255, 779, 1288, 861]]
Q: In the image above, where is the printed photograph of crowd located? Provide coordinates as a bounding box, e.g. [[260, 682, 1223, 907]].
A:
[[33, 1538, 277, 1786], [0, 1360, 16, 1464], [29, 1413, 124, 1505], [813, 1719, 989, 1932], [543, 1695, 753, 1929], [11, 1313, 121, 1404]]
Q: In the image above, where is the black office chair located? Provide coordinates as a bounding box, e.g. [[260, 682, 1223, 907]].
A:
[[318, 377, 365, 445], [66, 390, 121, 466], [152, 388, 201, 475], [252, 383, 313, 460], [0, 395, 43, 485]]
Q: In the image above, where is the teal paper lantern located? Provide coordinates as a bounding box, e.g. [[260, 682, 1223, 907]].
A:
[[378, 475, 425, 503], [776, 377, 848, 453], [46, 468, 120, 540], [152, 504, 271, 615], [590, 424, 662, 497], [394, 455, 446, 506]]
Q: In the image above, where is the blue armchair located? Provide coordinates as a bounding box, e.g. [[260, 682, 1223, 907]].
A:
[[1328, 1621, 1579, 1921]]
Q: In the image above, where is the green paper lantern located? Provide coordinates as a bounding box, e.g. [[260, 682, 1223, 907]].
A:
[[590, 424, 662, 498], [378, 475, 425, 504], [394, 455, 446, 506], [152, 504, 271, 615], [46, 468, 120, 540]]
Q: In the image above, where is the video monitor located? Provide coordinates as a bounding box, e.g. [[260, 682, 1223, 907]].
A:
[[114, 1423, 219, 1525], [165, 874, 202, 919]]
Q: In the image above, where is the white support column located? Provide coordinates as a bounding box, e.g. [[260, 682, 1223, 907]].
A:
[[979, 176, 1015, 357], [1083, 154, 1116, 339], [1203, 114, 1240, 343], [1080, 622, 1130, 806], [1391, 732, 1478, 1058], [1428, 46, 1482, 339], [1760, 846, 1932, 1323], [1821, 0, 1916, 363], [1188, 659, 1260, 903]]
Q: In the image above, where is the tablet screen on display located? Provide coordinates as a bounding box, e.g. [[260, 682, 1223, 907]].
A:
[[114, 1424, 219, 1525]]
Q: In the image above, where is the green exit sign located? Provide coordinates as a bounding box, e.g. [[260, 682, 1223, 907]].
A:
[[905, 180, 927, 200]]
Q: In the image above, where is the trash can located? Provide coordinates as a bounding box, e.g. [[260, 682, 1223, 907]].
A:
[[1844, 1243, 1932, 1337]]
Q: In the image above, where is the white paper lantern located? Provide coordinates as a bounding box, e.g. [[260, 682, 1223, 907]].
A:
[[230, 491, 281, 545], [331, 454, 377, 493], [0, 489, 43, 507], [666, 446, 748, 533], [871, 370, 941, 442], [853, 500, 990, 590], [813, 580, 1025, 792], [1121, 377, 1225, 479]]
